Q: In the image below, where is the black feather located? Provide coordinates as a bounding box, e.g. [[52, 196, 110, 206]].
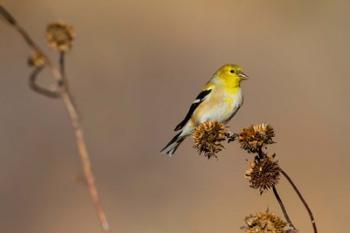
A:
[[161, 131, 182, 153], [174, 89, 212, 131]]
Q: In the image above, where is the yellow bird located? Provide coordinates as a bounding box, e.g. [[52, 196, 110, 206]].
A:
[[161, 64, 248, 156]]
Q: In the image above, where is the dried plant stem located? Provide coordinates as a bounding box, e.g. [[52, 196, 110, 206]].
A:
[[272, 186, 296, 230], [255, 144, 297, 230], [1, 5, 111, 232], [59, 52, 110, 232], [62, 91, 111, 231], [280, 168, 317, 233], [29, 66, 60, 98]]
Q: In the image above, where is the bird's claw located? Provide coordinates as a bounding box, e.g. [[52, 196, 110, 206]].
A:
[[226, 132, 238, 143]]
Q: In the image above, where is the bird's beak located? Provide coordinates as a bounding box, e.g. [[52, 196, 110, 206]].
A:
[[239, 72, 249, 80]]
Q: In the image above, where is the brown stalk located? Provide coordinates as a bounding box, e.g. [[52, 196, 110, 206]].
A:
[[255, 144, 297, 231], [272, 186, 296, 230], [280, 168, 317, 233], [1, 5, 111, 232]]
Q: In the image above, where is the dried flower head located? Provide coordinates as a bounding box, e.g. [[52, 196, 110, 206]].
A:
[[242, 209, 287, 233], [28, 51, 46, 67], [46, 22, 75, 52], [238, 123, 275, 153], [245, 155, 280, 193], [192, 121, 227, 159]]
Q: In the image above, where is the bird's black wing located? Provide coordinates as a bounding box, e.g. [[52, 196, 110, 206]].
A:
[[174, 89, 212, 131]]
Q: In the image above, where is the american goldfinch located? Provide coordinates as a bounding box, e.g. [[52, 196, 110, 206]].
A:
[[161, 64, 248, 156]]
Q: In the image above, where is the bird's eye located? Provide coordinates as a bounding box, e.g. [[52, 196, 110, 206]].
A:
[[230, 70, 235, 74]]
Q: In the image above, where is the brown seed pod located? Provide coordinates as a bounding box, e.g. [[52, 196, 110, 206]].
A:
[[238, 123, 275, 153], [192, 121, 227, 159], [245, 155, 280, 193], [46, 22, 75, 52], [242, 209, 287, 233]]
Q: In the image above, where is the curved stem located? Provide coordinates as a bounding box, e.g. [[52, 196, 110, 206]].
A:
[[272, 186, 296, 230], [29, 66, 60, 98], [1, 5, 39, 51], [1, 6, 111, 232], [280, 168, 318, 233], [0, 5, 16, 24]]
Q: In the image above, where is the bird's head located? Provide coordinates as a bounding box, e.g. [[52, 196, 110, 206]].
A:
[[215, 64, 248, 87]]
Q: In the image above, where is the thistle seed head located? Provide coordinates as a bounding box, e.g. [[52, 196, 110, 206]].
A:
[[46, 22, 75, 52], [245, 155, 280, 194], [193, 121, 227, 159], [242, 209, 287, 233], [28, 51, 46, 67], [238, 123, 275, 153]]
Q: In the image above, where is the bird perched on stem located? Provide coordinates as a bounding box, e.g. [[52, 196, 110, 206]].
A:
[[161, 64, 248, 156]]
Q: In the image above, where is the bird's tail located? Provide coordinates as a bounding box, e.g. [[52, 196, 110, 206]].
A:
[[161, 131, 185, 156]]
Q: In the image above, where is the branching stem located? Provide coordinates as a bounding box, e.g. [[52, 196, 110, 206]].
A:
[[272, 185, 296, 230], [1, 5, 111, 232], [280, 168, 317, 233], [29, 66, 60, 98]]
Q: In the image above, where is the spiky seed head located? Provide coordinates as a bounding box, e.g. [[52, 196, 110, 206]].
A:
[[245, 155, 280, 193], [238, 123, 275, 153], [28, 51, 46, 67], [242, 209, 287, 233], [192, 121, 227, 159], [46, 22, 75, 52]]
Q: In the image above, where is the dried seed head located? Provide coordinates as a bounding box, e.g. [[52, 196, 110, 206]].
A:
[[245, 155, 280, 193], [242, 209, 287, 233], [238, 123, 275, 153], [28, 51, 46, 67], [192, 121, 227, 159], [46, 22, 75, 52]]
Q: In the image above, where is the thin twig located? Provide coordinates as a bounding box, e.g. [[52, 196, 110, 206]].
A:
[[59, 52, 77, 108], [59, 51, 67, 86], [1, 6, 39, 51], [29, 66, 60, 98], [272, 186, 296, 230], [0, 5, 16, 24], [1, 5, 111, 232], [280, 168, 317, 233], [58, 51, 110, 231]]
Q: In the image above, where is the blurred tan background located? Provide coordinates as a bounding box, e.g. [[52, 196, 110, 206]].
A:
[[1, 0, 349, 232]]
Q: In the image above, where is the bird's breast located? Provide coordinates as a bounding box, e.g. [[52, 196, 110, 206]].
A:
[[193, 88, 243, 124]]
